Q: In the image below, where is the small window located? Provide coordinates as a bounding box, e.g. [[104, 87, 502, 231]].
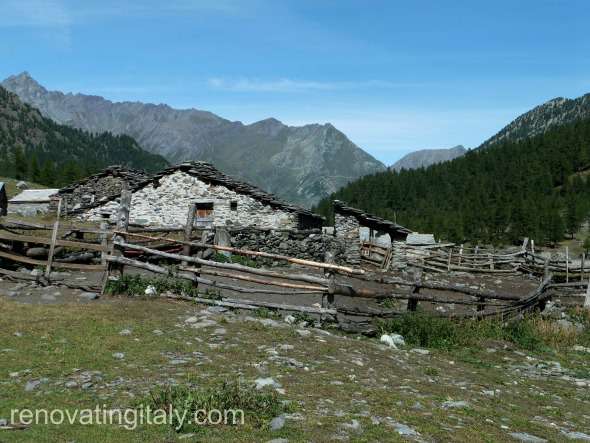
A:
[[195, 202, 214, 227], [230, 201, 238, 211]]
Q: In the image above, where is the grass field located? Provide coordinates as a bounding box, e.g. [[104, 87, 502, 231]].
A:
[[1, 294, 589, 442]]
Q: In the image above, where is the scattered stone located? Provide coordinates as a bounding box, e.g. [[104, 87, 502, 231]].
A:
[[78, 292, 99, 300], [295, 329, 311, 338], [213, 328, 227, 335], [25, 379, 41, 392], [144, 285, 157, 296], [509, 432, 547, 443], [65, 381, 78, 388], [561, 431, 590, 441], [119, 329, 132, 336], [206, 306, 228, 314], [284, 315, 296, 324], [380, 334, 405, 348], [266, 439, 289, 443], [441, 400, 470, 409], [385, 419, 420, 437], [255, 377, 281, 390], [191, 319, 217, 329], [152, 329, 163, 336], [41, 294, 56, 301], [185, 316, 198, 323], [270, 415, 286, 431], [411, 348, 430, 355], [112, 352, 125, 360], [14, 331, 23, 337], [340, 419, 361, 432]]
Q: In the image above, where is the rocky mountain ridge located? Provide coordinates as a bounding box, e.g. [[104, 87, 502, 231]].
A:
[[2, 72, 385, 207], [390, 145, 467, 171], [480, 93, 590, 148]]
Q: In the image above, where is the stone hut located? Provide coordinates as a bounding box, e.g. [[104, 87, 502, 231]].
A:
[[0, 182, 7, 216], [8, 189, 59, 216], [53, 166, 148, 213], [333, 200, 412, 265], [82, 162, 324, 230]]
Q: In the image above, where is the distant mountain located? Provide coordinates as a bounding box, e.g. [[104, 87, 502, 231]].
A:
[[2, 72, 386, 207], [0, 86, 168, 187], [480, 93, 590, 149], [390, 145, 466, 171]]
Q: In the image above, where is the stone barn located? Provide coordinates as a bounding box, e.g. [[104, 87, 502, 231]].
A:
[[53, 166, 148, 214], [333, 200, 412, 265], [0, 182, 7, 216], [8, 189, 59, 216], [82, 162, 324, 230]]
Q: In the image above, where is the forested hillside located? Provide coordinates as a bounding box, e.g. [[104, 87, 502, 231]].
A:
[[0, 86, 168, 188], [315, 117, 590, 245]]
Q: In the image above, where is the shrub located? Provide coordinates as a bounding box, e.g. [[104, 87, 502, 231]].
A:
[[105, 274, 199, 298], [144, 381, 285, 432]]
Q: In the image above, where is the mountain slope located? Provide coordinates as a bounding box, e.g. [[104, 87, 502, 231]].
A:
[[0, 86, 168, 187], [390, 145, 466, 171], [480, 94, 590, 148], [315, 116, 590, 245], [2, 72, 385, 206]]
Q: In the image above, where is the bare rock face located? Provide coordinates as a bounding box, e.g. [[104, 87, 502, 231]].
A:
[[390, 145, 467, 171], [479, 94, 590, 149], [2, 72, 385, 207]]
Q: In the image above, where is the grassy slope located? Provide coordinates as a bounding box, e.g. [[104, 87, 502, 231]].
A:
[[0, 297, 589, 442], [0, 177, 44, 199]]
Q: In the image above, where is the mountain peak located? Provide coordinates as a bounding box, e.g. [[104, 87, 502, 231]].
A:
[[390, 145, 467, 171], [3, 71, 47, 95], [479, 91, 590, 149]]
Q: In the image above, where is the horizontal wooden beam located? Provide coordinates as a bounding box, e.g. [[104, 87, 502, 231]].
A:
[[0, 230, 107, 252], [0, 250, 106, 271]]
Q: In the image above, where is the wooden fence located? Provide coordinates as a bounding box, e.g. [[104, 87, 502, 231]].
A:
[[1, 202, 588, 331]]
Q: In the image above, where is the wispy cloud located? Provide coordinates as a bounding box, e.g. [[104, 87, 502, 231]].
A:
[[0, 0, 71, 27], [207, 77, 421, 93]]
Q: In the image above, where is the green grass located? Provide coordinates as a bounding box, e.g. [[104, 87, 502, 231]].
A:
[[145, 381, 287, 433], [1, 296, 589, 442], [378, 311, 588, 352]]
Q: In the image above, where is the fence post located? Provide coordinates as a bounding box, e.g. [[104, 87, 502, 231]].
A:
[[565, 246, 569, 283], [44, 198, 62, 280], [182, 203, 197, 266], [112, 183, 131, 279], [407, 269, 422, 312], [585, 280, 590, 309], [458, 244, 463, 266], [447, 249, 452, 271], [582, 253, 585, 282], [323, 251, 336, 321], [543, 257, 550, 281]]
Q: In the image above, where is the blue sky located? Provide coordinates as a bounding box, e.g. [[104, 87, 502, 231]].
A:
[[1, 0, 589, 165]]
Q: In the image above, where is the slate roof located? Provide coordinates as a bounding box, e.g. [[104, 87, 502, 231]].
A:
[[9, 189, 59, 203], [57, 166, 148, 195], [333, 200, 412, 236]]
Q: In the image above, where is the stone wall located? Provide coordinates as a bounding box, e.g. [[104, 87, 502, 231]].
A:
[[82, 171, 299, 230], [334, 213, 361, 265], [7, 202, 51, 217], [61, 175, 131, 213], [229, 228, 347, 264]]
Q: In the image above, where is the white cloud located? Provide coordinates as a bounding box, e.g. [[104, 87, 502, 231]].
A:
[[207, 77, 422, 93]]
